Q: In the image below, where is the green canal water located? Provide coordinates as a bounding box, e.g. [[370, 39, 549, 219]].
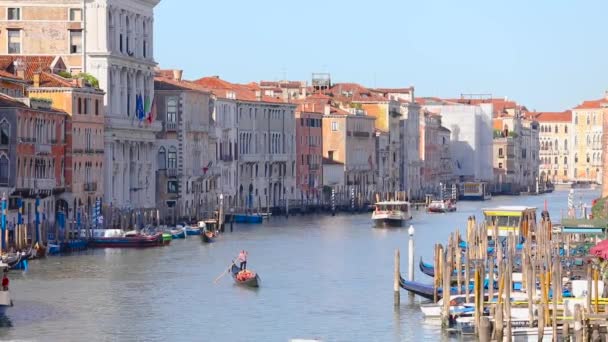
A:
[[0, 189, 600, 341]]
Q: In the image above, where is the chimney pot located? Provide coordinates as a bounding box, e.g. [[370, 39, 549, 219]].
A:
[[173, 69, 183, 81]]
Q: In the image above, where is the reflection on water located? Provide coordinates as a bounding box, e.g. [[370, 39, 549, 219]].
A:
[[0, 190, 599, 341]]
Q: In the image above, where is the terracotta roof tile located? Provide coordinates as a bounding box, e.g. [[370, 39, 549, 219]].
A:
[[573, 98, 608, 110], [532, 110, 572, 122]]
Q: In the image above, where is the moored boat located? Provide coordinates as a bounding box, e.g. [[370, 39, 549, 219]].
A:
[[89, 232, 164, 248], [372, 201, 411, 227], [427, 200, 457, 213], [170, 228, 186, 239], [162, 233, 172, 245], [233, 214, 263, 224], [201, 230, 215, 243], [230, 263, 260, 287], [183, 224, 201, 236]]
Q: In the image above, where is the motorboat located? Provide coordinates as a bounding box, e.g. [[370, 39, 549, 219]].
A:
[[427, 200, 456, 213], [371, 201, 411, 227]]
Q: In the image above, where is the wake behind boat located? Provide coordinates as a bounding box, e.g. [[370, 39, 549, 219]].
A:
[[372, 201, 411, 227]]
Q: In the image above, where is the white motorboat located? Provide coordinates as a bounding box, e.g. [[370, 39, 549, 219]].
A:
[[427, 200, 457, 213], [371, 201, 411, 227]]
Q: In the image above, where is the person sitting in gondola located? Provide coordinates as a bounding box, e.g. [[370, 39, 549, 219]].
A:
[[237, 250, 248, 270]]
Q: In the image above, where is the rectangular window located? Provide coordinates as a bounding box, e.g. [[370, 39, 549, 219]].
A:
[[69, 8, 82, 21], [167, 98, 177, 123], [167, 180, 178, 193], [95, 99, 99, 115], [70, 30, 82, 54], [7, 29, 21, 54], [7, 8, 20, 21], [328, 151, 334, 160], [331, 121, 338, 131]]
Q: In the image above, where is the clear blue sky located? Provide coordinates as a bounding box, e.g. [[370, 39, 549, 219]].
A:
[[155, 0, 608, 111]]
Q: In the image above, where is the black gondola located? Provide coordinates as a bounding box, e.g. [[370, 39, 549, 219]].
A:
[[419, 257, 435, 277], [230, 263, 260, 287]]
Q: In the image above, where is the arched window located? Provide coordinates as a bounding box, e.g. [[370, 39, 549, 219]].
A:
[[554, 139, 558, 150], [555, 125, 558, 133], [157, 147, 166, 170], [575, 154, 578, 163], [0, 120, 9, 145], [575, 115, 578, 125], [565, 125, 568, 134], [587, 135, 591, 146], [587, 154, 590, 163], [167, 146, 177, 169], [0, 155, 8, 185], [564, 139, 568, 150], [564, 156, 567, 164], [554, 157, 558, 164]]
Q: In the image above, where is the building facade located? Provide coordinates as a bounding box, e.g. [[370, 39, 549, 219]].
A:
[[322, 111, 376, 195], [154, 71, 217, 225], [419, 99, 493, 182], [28, 71, 105, 223], [0, 0, 163, 227], [534, 111, 572, 184], [571, 94, 607, 183], [295, 106, 323, 202]]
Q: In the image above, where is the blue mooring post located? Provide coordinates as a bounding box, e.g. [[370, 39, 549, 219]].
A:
[[35, 196, 40, 244], [1, 193, 6, 252], [17, 197, 22, 243]]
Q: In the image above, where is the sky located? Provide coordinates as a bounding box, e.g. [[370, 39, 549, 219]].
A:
[[155, 0, 608, 111]]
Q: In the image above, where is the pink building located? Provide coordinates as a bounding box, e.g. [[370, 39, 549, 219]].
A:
[[295, 104, 323, 201]]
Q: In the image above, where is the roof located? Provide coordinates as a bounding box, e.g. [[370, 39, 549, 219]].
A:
[[370, 87, 413, 94], [439, 126, 451, 133], [0, 56, 63, 80], [193, 76, 288, 104], [532, 110, 572, 123], [154, 76, 210, 93], [0, 93, 26, 108], [259, 80, 305, 89], [322, 157, 344, 165], [323, 83, 388, 103], [482, 206, 536, 212], [574, 98, 608, 110]]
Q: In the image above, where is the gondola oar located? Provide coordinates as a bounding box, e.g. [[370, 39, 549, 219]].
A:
[[213, 261, 235, 284]]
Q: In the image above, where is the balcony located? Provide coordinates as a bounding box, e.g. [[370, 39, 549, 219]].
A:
[[50, 138, 57, 144], [84, 182, 98, 192], [36, 143, 51, 155], [72, 148, 83, 154], [20, 137, 36, 143], [166, 168, 178, 177], [95, 149, 104, 154], [165, 122, 178, 131], [85, 148, 94, 154], [19, 178, 55, 190]]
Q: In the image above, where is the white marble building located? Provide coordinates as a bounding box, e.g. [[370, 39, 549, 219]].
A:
[[84, 0, 161, 223]]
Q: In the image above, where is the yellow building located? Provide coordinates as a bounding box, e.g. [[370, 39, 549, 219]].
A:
[[571, 94, 608, 183], [533, 111, 572, 184]]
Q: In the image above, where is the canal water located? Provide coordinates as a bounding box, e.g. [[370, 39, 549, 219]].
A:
[[0, 189, 601, 342]]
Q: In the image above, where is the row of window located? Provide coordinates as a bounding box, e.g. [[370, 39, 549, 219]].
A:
[[300, 118, 321, 128], [6, 29, 82, 55], [574, 112, 600, 126], [540, 124, 568, 134], [300, 154, 321, 166], [6, 8, 83, 21], [77, 98, 101, 116]]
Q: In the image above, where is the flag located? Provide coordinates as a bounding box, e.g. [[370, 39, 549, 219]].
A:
[[137, 94, 145, 121], [146, 96, 156, 124]]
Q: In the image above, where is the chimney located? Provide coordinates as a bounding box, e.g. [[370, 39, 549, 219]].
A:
[[33, 72, 40, 88], [172, 69, 183, 81], [13, 59, 25, 79], [255, 90, 262, 101]]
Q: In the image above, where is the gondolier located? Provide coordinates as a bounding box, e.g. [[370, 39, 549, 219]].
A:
[[237, 250, 248, 270]]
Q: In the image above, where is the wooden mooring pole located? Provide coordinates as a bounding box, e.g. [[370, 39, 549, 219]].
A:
[[394, 249, 400, 306]]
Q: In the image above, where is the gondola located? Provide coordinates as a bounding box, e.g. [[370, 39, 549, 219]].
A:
[[399, 276, 475, 301], [230, 263, 260, 287], [419, 257, 435, 277], [201, 231, 214, 243], [3, 253, 22, 269]]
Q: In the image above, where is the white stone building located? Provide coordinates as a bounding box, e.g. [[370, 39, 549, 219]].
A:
[[85, 0, 162, 224], [420, 99, 493, 182]]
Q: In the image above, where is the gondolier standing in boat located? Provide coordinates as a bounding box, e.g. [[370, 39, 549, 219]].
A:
[[237, 250, 248, 270]]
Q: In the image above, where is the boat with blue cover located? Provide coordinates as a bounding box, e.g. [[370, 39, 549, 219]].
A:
[[233, 214, 263, 224]]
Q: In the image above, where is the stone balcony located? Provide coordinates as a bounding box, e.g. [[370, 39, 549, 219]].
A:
[[36, 143, 51, 155]]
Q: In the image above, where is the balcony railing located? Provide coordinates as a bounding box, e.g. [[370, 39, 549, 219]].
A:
[[95, 149, 104, 154], [85, 148, 94, 154], [36, 143, 51, 155], [20, 137, 36, 143], [84, 182, 97, 192], [166, 168, 178, 177], [165, 122, 178, 131], [72, 148, 83, 154], [19, 178, 55, 190]]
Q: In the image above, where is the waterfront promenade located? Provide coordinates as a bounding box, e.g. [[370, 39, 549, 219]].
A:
[[0, 190, 599, 341]]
